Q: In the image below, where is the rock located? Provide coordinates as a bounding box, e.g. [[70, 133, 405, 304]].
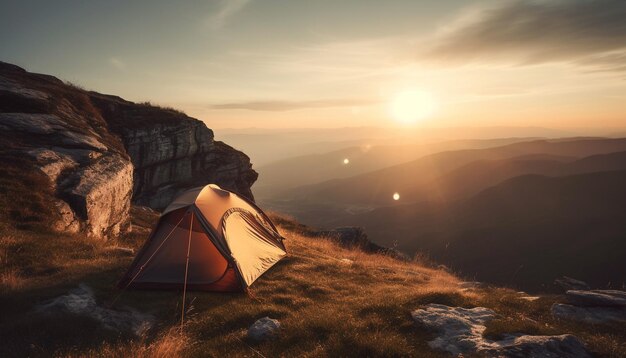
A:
[[52, 199, 80, 233], [518, 296, 541, 302], [313, 227, 404, 258], [65, 155, 133, 238], [551, 289, 626, 324], [0, 61, 258, 238], [1, 63, 133, 239], [339, 258, 354, 265], [565, 290, 626, 307], [554, 276, 590, 292], [412, 304, 590, 357], [36, 284, 154, 336], [458, 281, 485, 290], [411, 304, 497, 355], [481, 334, 591, 358], [90, 94, 257, 210], [552, 303, 626, 324], [247, 317, 281, 342]]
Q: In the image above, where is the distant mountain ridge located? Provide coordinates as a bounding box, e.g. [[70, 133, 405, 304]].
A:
[[283, 138, 626, 206], [254, 137, 542, 198], [339, 169, 626, 291]]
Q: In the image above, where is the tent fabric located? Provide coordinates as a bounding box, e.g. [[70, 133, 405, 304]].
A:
[[222, 208, 287, 286], [119, 184, 286, 292]]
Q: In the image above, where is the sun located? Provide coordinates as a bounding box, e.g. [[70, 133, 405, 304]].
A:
[[390, 90, 437, 124]]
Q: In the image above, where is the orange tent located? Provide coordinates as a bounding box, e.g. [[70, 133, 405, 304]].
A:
[[119, 184, 286, 292]]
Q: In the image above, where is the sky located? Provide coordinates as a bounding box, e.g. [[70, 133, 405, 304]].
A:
[[1, 0, 625, 130]]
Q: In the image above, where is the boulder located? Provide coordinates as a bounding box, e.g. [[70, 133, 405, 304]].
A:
[[554, 276, 590, 291], [481, 334, 590, 358], [313, 227, 404, 258], [551, 289, 626, 324], [411, 304, 497, 355], [247, 317, 281, 342], [0, 61, 258, 238], [36, 284, 154, 336], [412, 304, 590, 357], [552, 303, 626, 324], [565, 290, 626, 307]]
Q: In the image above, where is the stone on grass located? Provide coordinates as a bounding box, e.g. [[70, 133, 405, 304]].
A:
[[551, 289, 626, 324], [247, 317, 281, 342], [554, 276, 590, 292], [36, 284, 154, 336], [458, 281, 484, 290], [412, 304, 590, 357], [552, 303, 626, 324], [481, 334, 591, 358], [565, 290, 626, 307], [339, 258, 354, 265]]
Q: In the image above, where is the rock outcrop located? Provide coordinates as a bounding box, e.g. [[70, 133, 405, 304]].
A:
[[412, 304, 590, 357], [313, 226, 406, 258], [552, 290, 626, 324], [36, 284, 154, 336], [89, 94, 257, 209], [0, 64, 133, 238], [0, 61, 257, 238], [554, 276, 590, 292]]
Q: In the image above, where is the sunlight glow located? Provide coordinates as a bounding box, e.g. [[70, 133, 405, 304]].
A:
[[343, 158, 350, 164], [393, 192, 400, 201], [390, 90, 437, 124]]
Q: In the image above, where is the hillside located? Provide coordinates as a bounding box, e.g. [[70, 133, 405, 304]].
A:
[[339, 170, 626, 291], [282, 138, 626, 207], [254, 138, 540, 199], [1, 208, 625, 357]]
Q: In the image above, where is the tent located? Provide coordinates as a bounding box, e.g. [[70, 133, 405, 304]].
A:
[[119, 184, 287, 292]]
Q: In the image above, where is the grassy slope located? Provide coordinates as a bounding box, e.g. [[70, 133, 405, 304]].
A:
[[1, 208, 625, 357]]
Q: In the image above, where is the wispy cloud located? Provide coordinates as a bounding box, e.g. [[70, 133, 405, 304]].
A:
[[109, 57, 126, 70], [211, 98, 377, 111], [207, 0, 251, 29], [424, 0, 626, 71]]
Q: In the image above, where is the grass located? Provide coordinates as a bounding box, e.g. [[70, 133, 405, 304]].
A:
[[0, 209, 625, 357]]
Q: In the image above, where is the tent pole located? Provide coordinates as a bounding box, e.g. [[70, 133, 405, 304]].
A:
[[108, 213, 188, 308], [181, 211, 194, 330]]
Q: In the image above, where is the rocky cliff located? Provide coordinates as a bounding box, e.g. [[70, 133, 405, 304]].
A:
[[89, 94, 257, 209], [0, 62, 257, 238]]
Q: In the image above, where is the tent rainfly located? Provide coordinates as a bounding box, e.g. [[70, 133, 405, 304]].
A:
[[119, 184, 287, 292]]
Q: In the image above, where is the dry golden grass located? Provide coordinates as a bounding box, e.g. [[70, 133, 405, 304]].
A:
[[65, 328, 190, 358], [0, 209, 624, 357]]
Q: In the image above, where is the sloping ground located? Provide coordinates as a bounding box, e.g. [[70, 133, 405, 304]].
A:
[[0, 209, 625, 357]]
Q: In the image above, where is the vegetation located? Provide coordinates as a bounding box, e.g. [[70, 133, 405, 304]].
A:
[[1, 208, 625, 357]]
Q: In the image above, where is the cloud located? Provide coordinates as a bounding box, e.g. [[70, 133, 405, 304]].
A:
[[207, 0, 251, 29], [109, 57, 126, 70], [426, 0, 626, 69], [211, 98, 377, 111]]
